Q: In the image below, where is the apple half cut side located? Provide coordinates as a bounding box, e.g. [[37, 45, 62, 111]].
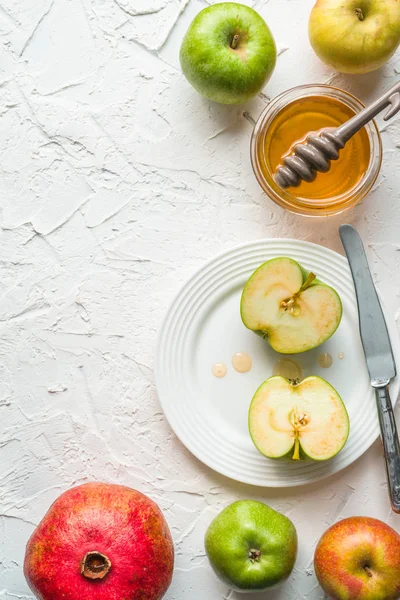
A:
[[240, 257, 342, 354], [248, 376, 350, 461]]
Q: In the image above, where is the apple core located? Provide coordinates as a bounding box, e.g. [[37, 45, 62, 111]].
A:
[[291, 406, 312, 460]]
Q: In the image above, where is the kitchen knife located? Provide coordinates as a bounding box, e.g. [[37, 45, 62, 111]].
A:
[[340, 224, 400, 513]]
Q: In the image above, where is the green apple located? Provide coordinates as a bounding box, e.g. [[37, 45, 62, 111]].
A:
[[249, 376, 349, 461], [240, 257, 342, 354], [309, 0, 400, 74], [205, 500, 297, 592], [180, 3, 276, 105], [315, 517, 400, 600]]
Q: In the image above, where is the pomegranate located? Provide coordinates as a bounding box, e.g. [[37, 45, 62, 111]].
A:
[[24, 482, 174, 600]]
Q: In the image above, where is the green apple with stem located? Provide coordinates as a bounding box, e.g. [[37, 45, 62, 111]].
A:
[[205, 500, 297, 592], [241, 257, 342, 354], [249, 376, 350, 461], [180, 3, 276, 105], [309, 0, 400, 74]]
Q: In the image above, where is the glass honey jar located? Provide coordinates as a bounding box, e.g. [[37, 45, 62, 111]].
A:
[[251, 85, 382, 216]]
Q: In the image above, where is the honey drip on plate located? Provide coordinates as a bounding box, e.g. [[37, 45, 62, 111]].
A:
[[317, 352, 333, 368], [273, 358, 303, 384], [232, 352, 252, 373], [212, 363, 227, 378]]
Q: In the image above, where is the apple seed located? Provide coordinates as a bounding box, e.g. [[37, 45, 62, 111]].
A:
[[298, 413, 310, 426]]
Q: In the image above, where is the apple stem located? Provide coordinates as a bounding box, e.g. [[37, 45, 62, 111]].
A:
[[292, 435, 300, 461], [230, 34, 240, 50], [364, 566, 373, 578], [299, 272, 316, 293], [81, 551, 111, 581], [355, 8, 364, 21]]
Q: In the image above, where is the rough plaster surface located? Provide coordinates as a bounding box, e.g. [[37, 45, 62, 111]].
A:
[[1, 0, 400, 598]]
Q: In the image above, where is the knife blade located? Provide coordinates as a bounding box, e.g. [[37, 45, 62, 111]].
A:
[[339, 224, 396, 385], [340, 224, 400, 513]]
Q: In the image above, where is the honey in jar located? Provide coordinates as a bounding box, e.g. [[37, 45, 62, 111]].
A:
[[250, 85, 382, 216], [262, 95, 370, 200]]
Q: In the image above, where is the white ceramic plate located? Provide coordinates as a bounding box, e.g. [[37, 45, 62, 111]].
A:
[[155, 239, 400, 487]]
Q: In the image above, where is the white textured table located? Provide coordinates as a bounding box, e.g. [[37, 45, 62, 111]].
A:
[[1, 1, 400, 598]]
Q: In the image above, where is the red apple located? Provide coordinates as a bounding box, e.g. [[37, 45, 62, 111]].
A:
[[314, 516, 400, 600], [24, 482, 174, 600]]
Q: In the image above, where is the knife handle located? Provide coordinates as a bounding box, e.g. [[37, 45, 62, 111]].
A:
[[375, 385, 400, 514]]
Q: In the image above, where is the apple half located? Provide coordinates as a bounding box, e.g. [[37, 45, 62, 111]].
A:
[[249, 376, 349, 461], [241, 257, 342, 354]]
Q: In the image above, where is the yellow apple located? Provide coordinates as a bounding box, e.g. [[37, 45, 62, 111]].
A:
[[309, 0, 400, 74]]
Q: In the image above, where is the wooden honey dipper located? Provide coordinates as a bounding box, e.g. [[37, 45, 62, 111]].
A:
[[274, 82, 400, 190]]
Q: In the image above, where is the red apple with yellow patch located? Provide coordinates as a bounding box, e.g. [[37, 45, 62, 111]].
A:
[[314, 517, 400, 600]]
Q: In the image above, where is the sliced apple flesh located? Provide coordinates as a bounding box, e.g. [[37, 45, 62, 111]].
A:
[[249, 376, 349, 461], [240, 257, 342, 354]]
